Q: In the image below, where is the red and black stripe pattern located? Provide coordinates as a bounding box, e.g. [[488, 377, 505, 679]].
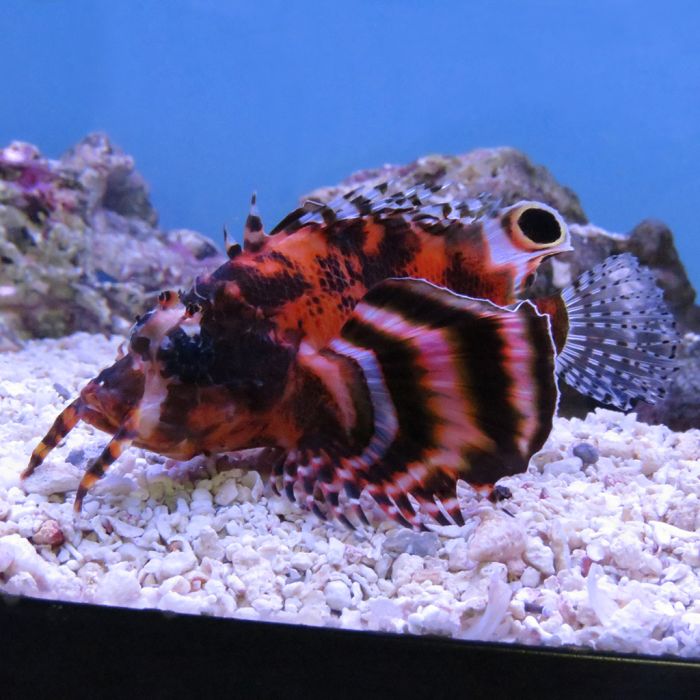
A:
[[276, 278, 559, 530]]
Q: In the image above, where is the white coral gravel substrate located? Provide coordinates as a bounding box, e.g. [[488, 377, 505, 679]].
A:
[[1, 333, 699, 657]]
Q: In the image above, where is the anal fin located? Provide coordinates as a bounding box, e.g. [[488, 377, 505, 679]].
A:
[[281, 278, 558, 529]]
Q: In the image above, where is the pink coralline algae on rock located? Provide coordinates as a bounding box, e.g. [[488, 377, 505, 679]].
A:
[[0, 133, 224, 350], [0, 142, 75, 214]]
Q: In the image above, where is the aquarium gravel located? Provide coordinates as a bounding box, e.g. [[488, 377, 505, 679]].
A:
[[1, 333, 699, 658]]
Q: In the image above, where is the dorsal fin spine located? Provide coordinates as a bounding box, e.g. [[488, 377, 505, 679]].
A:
[[243, 191, 266, 251]]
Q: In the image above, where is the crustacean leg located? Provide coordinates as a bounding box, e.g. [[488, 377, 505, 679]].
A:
[[74, 416, 137, 512], [22, 399, 84, 479]]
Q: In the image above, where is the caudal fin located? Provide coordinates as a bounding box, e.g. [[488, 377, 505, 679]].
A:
[[556, 253, 680, 410]]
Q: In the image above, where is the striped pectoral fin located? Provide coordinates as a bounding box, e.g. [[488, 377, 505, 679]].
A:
[[273, 448, 370, 530], [363, 458, 466, 529], [554, 253, 681, 410], [282, 278, 558, 530]]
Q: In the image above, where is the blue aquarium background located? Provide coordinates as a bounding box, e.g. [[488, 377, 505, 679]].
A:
[[3, 0, 699, 287]]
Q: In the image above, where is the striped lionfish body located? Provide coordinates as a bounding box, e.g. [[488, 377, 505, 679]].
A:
[[25, 183, 679, 529]]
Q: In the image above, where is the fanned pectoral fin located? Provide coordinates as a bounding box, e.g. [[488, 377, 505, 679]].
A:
[[281, 278, 558, 529], [556, 253, 680, 410]]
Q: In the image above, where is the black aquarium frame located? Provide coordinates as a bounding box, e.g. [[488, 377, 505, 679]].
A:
[[1, 593, 698, 699]]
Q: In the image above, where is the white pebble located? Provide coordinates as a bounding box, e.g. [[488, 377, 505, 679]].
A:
[[21, 463, 81, 496], [382, 530, 440, 557], [324, 580, 351, 611], [160, 550, 197, 579], [291, 552, 314, 571], [94, 567, 141, 605], [214, 479, 239, 506], [524, 537, 555, 576], [326, 537, 345, 565], [543, 457, 583, 476], [586, 541, 607, 562], [339, 608, 363, 629], [0, 540, 15, 573], [108, 517, 144, 539], [191, 487, 213, 503], [193, 526, 225, 560], [235, 606, 261, 621], [158, 590, 206, 615], [419, 604, 457, 636], [252, 596, 283, 615], [521, 567, 541, 588], [391, 553, 424, 586], [159, 575, 190, 596], [446, 540, 470, 572], [467, 515, 526, 563], [610, 532, 643, 570], [5, 571, 40, 596]]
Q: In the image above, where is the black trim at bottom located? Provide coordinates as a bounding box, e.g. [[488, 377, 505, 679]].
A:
[[0, 594, 697, 699]]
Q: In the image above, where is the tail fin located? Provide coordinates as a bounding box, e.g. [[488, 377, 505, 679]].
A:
[[556, 253, 680, 410]]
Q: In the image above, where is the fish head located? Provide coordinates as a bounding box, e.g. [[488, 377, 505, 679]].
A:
[[77, 303, 195, 454], [78, 352, 146, 435], [488, 201, 572, 295], [25, 285, 294, 510], [78, 286, 291, 460]]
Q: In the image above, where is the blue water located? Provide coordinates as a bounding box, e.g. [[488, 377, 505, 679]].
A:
[[3, 0, 699, 288]]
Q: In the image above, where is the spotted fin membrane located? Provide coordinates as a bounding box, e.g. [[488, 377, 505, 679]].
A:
[[273, 278, 558, 530], [269, 180, 502, 235], [556, 253, 680, 410]]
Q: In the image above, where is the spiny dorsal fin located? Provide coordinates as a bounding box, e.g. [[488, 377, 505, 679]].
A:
[[268, 180, 502, 236], [276, 278, 558, 530], [557, 253, 680, 410], [222, 224, 241, 259], [243, 192, 266, 252]]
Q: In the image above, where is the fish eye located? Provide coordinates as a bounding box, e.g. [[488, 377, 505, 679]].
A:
[[517, 207, 563, 245], [503, 202, 567, 250]]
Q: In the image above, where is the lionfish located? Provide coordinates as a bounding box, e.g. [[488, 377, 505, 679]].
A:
[[23, 183, 679, 529]]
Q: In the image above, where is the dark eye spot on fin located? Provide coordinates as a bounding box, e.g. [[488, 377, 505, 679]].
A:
[[556, 253, 681, 411], [277, 278, 558, 529]]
